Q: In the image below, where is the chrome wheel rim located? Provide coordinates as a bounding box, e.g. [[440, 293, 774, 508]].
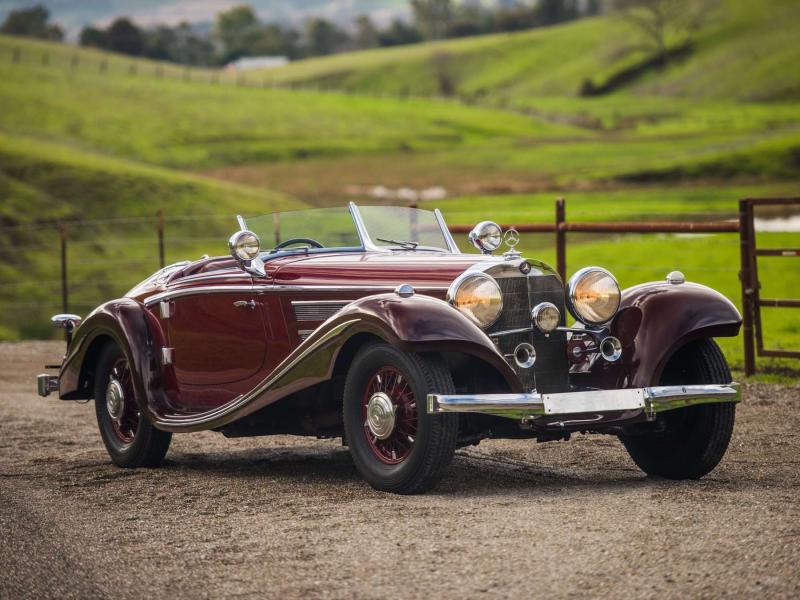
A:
[[366, 392, 396, 440]]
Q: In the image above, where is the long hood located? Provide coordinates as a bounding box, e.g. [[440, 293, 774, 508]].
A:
[[271, 252, 492, 288]]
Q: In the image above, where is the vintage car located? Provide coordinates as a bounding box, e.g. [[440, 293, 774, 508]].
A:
[[37, 203, 741, 494]]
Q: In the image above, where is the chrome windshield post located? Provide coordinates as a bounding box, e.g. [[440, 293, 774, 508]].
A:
[[434, 208, 461, 254], [348, 202, 385, 253]]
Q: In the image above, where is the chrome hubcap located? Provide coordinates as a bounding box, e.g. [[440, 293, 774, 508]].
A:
[[106, 378, 125, 423], [365, 392, 396, 440]]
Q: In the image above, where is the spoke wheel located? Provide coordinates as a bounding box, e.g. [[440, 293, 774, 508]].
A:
[[94, 343, 172, 468], [362, 367, 418, 465], [343, 342, 458, 494], [106, 357, 139, 446]]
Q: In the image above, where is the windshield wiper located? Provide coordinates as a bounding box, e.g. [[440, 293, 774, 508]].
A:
[[376, 238, 419, 250]]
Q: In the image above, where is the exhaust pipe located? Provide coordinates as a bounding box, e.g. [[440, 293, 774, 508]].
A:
[[599, 336, 622, 362]]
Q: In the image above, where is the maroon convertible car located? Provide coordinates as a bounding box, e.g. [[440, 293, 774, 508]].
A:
[[38, 204, 741, 494]]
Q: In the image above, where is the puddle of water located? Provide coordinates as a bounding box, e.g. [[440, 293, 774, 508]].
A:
[[754, 215, 800, 232]]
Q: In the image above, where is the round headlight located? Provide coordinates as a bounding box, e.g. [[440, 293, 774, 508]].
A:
[[229, 230, 261, 262], [447, 273, 503, 329], [567, 267, 621, 325], [468, 221, 503, 254], [532, 302, 560, 333]]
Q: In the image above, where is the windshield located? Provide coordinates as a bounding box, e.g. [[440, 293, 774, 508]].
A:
[[242, 204, 454, 253]]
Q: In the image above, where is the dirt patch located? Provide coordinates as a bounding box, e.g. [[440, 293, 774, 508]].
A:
[[1, 341, 799, 599]]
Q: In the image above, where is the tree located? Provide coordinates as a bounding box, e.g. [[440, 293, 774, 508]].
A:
[[304, 18, 349, 56], [610, 0, 717, 64], [353, 15, 379, 49], [535, 0, 578, 26], [410, 0, 453, 39], [105, 18, 145, 56], [79, 26, 106, 48], [1, 4, 63, 40], [378, 19, 423, 47], [216, 5, 262, 61]]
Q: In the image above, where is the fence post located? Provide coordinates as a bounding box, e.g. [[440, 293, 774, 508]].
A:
[[12, 46, 20, 63], [71, 54, 79, 72], [157, 209, 165, 268], [739, 199, 756, 376], [555, 198, 566, 282], [41, 52, 49, 66], [59, 224, 68, 313]]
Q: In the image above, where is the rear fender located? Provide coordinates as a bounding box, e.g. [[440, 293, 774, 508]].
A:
[[585, 282, 741, 388]]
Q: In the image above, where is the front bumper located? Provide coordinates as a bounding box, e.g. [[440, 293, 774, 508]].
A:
[[427, 384, 741, 421]]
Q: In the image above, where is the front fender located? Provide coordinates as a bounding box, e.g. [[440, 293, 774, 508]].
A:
[[336, 293, 521, 391], [586, 282, 741, 388], [59, 298, 169, 417]]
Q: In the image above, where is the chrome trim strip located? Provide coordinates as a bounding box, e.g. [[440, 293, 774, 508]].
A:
[[144, 285, 260, 306], [428, 383, 741, 420], [154, 318, 360, 429], [144, 284, 448, 306], [434, 208, 461, 254]]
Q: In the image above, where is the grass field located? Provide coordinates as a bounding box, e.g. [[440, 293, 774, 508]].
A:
[[0, 1, 798, 377], [259, 0, 800, 103]]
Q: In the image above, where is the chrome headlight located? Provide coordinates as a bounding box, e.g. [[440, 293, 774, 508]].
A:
[[229, 230, 261, 262], [566, 267, 621, 325], [468, 221, 503, 254], [447, 273, 503, 329]]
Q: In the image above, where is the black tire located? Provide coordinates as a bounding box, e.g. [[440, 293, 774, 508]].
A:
[[343, 342, 458, 494], [620, 338, 735, 479], [93, 343, 171, 468]]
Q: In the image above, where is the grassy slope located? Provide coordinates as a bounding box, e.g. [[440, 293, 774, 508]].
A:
[[261, 0, 800, 102]]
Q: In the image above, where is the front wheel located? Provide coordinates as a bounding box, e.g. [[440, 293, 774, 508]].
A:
[[94, 343, 172, 468], [343, 342, 458, 494], [620, 338, 735, 479]]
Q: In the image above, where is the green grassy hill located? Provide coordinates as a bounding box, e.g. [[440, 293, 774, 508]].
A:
[[0, 8, 798, 375], [262, 0, 800, 102]]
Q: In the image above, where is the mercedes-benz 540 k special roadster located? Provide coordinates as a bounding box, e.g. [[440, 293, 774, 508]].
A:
[[37, 204, 741, 494]]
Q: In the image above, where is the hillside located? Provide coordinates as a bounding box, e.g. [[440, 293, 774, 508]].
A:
[[261, 0, 800, 102]]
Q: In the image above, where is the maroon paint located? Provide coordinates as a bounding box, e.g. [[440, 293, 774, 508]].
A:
[[362, 366, 417, 465], [109, 356, 138, 444], [583, 281, 742, 389], [59, 250, 740, 434]]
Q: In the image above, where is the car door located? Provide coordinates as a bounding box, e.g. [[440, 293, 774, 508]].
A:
[[166, 288, 268, 389]]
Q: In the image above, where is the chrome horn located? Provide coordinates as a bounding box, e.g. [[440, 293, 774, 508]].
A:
[[599, 336, 622, 363]]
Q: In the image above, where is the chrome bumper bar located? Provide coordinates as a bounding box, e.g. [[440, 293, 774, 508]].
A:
[[427, 384, 741, 420]]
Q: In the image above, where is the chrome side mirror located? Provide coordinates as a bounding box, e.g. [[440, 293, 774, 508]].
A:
[[228, 229, 266, 278], [52, 314, 82, 347]]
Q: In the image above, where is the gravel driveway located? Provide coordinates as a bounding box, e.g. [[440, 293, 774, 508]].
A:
[[1, 341, 798, 599]]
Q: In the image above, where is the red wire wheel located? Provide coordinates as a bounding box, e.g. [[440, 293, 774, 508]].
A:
[[361, 366, 418, 465], [105, 357, 139, 445]]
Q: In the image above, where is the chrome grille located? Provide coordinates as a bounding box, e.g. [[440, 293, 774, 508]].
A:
[[488, 274, 569, 394]]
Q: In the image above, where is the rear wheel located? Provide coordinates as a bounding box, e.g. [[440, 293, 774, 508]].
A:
[[94, 343, 171, 468], [343, 342, 458, 494], [620, 338, 735, 479]]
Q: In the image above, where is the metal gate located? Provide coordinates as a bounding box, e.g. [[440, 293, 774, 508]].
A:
[[739, 197, 800, 375]]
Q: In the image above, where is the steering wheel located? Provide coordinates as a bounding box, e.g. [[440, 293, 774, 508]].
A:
[[271, 238, 325, 253]]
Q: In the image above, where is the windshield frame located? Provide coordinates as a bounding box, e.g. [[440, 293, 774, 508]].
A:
[[240, 203, 461, 256], [349, 202, 460, 254]]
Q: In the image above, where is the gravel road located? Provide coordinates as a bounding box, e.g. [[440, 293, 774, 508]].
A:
[[1, 341, 798, 599]]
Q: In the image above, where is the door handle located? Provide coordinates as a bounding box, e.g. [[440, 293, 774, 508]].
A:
[[233, 300, 257, 310]]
